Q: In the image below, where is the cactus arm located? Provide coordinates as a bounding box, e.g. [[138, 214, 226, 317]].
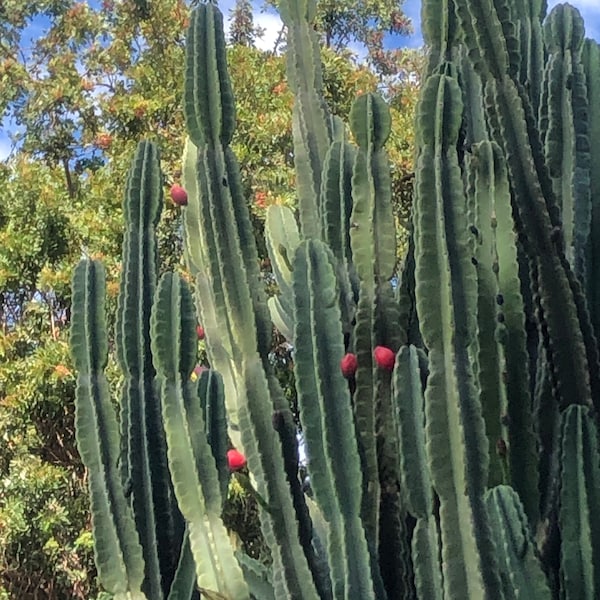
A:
[[293, 239, 378, 599], [239, 357, 321, 600], [166, 531, 199, 600], [479, 140, 540, 523], [393, 346, 432, 520], [347, 95, 398, 564], [279, 0, 332, 238], [197, 370, 229, 502], [182, 137, 208, 274], [115, 140, 181, 598], [582, 40, 600, 338], [265, 205, 301, 341], [351, 287, 380, 546], [466, 142, 507, 489], [515, 0, 546, 116], [485, 486, 551, 599], [411, 519, 443, 600], [151, 272, 250, 599], [235, 552, 275, 600], [320, 139, 357, 273], [415, 73, 504, 599], [542, 5, 591, 281], [71, 259, 146, 597], [267, 296, 295, 342], [349, 93, 396, 287], [393, 345, 443, 600], [421, 0, 462, 73], [184, 3, 273, 361], [395, 233, 421, 347], [265, 205, 301, 302], [184, 4, 235, 147], [559, 405, 600, 600], [458, 46, 488, 148]]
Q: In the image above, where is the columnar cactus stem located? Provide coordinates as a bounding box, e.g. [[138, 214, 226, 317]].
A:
[[182, 4, 323, 597], [151, 272, 250, 599], [559, 405, 600, 600], [414, 73, 503, 599], [582, 39, 600, 339], [278, 0, 332, 238], [393, 345, 442, 600], [293, 238, 377, 598], [115, 140, 182, 598], [541, 5, 591, 282], [485, 486, 551, 598], [454, 0, 600, 411], [71, 260, 146, 599]]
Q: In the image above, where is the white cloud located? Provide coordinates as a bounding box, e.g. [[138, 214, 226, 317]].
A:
[[254, 12, 284, 53]]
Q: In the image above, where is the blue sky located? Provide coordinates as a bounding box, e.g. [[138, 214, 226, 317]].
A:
[[245, 0, 600, 52], [1, 0, 599, 160]]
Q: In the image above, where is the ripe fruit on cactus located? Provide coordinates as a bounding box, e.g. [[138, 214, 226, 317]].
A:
[[170, 184, 188, 206], [196, 325, 205, 340], [340, 353, 358, 378], [227, 449, 247, 471], [374, 346, 395, 371]]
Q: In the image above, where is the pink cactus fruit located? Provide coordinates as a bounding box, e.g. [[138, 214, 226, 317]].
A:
[[227, 449, 247, 471], [340, 353, 358, 378], [373, 346, 395, 371], [170, 184, 188, 206]]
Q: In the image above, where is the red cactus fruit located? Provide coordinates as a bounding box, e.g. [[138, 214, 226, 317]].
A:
[[227, 449, 247, 471], [196, 325, 205, 340], [373, 346, 395, 371], [170, 184, 188, 206], [340, 353, 358, 378]]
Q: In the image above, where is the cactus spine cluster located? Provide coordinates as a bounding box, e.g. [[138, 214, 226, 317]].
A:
[[69, 0, 600, 598]]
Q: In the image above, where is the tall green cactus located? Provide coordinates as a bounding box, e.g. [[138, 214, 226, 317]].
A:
[[70, 1, 600, 599], [71, 259, 146, 599]]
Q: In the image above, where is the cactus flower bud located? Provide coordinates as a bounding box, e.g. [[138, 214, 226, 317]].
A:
[[170, 184, 188, 206], [196, 325, 205, 340], [373, 346, 395, 371], [340, 353, 358, 378], [227, 449, 247, 471]]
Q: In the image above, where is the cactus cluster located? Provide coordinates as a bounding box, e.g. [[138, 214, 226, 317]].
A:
[[69, 0, 600, 599]]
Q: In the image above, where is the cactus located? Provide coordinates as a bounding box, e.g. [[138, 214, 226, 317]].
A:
[[70, 1, 600, 599], [71, 259, 146, 599]]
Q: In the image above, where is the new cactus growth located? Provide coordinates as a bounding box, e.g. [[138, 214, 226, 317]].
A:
[[70, 0, 600, 598]]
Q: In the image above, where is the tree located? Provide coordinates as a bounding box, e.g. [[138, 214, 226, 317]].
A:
[[229, 0, 265, 46]]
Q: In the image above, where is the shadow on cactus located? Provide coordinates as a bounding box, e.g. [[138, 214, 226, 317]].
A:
[[70, 0, 600, 599]]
